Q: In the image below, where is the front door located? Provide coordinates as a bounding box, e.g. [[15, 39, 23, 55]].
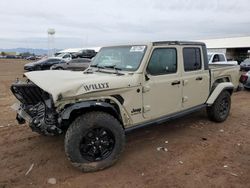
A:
[[142, 47, 182, 119]]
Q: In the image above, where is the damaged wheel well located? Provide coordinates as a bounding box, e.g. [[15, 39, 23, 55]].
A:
[[60, 101, 123, 129], [211, 77, 231, 92]]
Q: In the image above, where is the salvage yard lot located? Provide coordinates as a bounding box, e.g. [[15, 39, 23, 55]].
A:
[[0, 59, 249, 188]]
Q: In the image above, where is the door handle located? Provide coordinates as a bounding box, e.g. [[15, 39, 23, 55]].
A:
[[196, 77, 203, 81], [171, 80, 181, 85]]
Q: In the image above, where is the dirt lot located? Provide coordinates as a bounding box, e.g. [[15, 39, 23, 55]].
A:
[[0, 59, 249, 188]]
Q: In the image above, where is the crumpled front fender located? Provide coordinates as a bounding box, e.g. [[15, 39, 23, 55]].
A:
[[60, 101, 120, 121]]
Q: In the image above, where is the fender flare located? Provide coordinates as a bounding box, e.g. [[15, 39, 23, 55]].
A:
[[206, 82, 234, 105], [60, 101, 120, 120]]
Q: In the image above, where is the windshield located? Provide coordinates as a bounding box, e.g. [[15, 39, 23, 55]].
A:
[[243, 58, 250, 64], [91, 45, 147, 71], [33, 58, 48, 64]]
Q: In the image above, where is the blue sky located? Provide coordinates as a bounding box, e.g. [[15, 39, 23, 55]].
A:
[[0, 0, 250, 49]]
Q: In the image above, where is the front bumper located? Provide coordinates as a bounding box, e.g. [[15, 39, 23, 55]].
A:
[[11, 102, 32, 124], [11, 102, 62, 135]]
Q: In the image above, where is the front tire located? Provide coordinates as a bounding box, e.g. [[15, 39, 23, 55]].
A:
[[207, 91, 231, 122], [64, 111, 125, 172]]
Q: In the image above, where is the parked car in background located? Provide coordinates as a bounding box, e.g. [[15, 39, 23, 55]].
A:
[[26, 56, 37, 60], [208, 53, 238, 65], [240, 58, 250, 71], [55, 53, 72, 62], [50, 58, 91, 71], [240, 71, 250, 89], [24, 58, 66, 71], [72, 49, 97, 59], [5, 55, 17, 59]]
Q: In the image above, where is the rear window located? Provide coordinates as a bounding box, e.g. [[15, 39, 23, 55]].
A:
[[183, 48, 201, 71]]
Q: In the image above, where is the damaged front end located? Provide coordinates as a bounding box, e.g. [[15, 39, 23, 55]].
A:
[[10, 80, 62, 136]]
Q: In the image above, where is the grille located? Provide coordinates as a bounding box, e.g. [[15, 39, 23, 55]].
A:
[[11, 82, 49, 105]]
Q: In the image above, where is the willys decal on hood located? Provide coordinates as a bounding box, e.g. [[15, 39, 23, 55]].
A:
[[24, 70, 138, 101]]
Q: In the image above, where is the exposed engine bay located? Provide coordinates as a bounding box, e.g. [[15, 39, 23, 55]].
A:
[[11, 80, 62, 135]]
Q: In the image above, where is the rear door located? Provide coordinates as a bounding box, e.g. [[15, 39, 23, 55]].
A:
[[142, 46, 182, 119], [181, 46, 210, 109]]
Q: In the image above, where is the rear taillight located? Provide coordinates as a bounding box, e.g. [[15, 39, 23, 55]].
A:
[[240, 74, 248, 84]]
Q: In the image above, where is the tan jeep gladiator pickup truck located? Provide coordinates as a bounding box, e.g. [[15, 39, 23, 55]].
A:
[[11, 41, 240, 172]]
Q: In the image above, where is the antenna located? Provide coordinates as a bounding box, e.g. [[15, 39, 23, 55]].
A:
[[47, 28, 55, 57]]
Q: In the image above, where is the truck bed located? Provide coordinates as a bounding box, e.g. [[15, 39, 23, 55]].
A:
[[209, 64, 241, 89]]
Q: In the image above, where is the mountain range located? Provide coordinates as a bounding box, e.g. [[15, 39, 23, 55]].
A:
[[0, 48, 61, 55]]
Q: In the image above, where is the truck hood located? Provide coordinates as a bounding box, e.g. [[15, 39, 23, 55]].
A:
[[24, 70, 138, 101]]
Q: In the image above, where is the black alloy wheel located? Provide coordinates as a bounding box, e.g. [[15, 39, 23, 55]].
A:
[[79, 127, 115, 162]]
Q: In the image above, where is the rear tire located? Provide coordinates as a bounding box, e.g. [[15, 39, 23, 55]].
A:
[[207, 91, 231, 122], [64, 111, 125, 172]]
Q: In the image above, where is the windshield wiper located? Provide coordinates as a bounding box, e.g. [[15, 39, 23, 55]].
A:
[[90, 64, 124, 75], [90, 64, 106, 69], [103, 65, 121, 70], [89, 64, 105, 72], [103, 65, 124, 75]]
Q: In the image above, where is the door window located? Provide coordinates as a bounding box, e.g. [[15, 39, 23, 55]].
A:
[[147, 48, 177, 75], [183, 48, 201, 71], [63, 54, 71, 58]]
